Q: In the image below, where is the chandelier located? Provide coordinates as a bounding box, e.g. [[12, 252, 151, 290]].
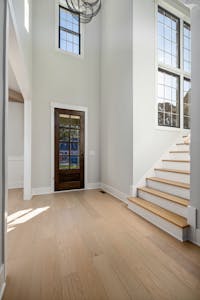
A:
[[65, 0, 101, 23]]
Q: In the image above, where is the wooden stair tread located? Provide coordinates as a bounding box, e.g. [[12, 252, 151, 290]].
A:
[[170, 151, 189, 153], [147, 177, 190, 189], [155, 168, 190, 175], [162, 159, 190, 163], [176, 142, 190, 145], [128, 197, 189, 228], [138, 187, 189, 206]]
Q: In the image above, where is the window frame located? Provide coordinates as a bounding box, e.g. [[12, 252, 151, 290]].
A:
[[183, 77, 191, 130], [183, 21, 191, 74], [55, 0, 84, 59], [158, 6, 181, 70], [158, 68, 181, 128], [59, 5, 81, 56], [155, 1, 191, 132]]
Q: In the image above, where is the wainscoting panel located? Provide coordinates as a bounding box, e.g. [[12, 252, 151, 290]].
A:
[[8, 156, 24, 189]]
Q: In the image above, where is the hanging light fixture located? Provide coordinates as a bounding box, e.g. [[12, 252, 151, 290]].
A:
[[65, 0, 101, 23]]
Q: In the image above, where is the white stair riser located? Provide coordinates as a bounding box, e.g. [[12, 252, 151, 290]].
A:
[[175, 145, 190, 151], [162, 161, 190, 171], [155, 170, 190, 184], [147, 179, 190, 200], [138, 190, 188, 218], [169, 153, 190, 160], [128, 201, 189, 241]]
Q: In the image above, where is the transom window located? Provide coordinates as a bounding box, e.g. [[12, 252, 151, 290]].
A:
[[157, 6, 191, 129], [59, 6, 81, 55]]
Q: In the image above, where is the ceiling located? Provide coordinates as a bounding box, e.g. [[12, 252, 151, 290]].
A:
[[178, 0, 200, 8]]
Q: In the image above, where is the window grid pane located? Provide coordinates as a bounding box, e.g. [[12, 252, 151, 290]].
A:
[[158, 69, 180, 128], [59, 114, 81, 170], [158, 7, 180, 68], [183, 22, 191, 73], [183, 78, 191, 129], [59, 7, 80, 55]]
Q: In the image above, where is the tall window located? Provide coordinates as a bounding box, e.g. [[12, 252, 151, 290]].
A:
[[157, 6, 191, 129], [158, 7, 180, 68], [183, 22, 191, 73], [158, 69, 180, 128], [59, 6, 81, 55], [183, 78, 191, 129]]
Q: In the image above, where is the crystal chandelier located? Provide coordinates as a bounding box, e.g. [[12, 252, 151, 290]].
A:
[[65, 0, 101, 23]]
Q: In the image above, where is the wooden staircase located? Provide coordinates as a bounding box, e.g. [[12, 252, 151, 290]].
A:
[[128, 136, 190, 241]]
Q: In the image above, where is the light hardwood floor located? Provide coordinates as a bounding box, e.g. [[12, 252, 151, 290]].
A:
[[3, 189, 200, 300]]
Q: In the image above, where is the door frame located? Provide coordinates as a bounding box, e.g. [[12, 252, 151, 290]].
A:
[[51, 102, 88, 193]]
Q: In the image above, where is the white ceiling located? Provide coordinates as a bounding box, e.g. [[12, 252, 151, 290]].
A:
[[178, 0, 200, 8]]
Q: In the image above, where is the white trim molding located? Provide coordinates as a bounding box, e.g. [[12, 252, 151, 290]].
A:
[[32, 183, 100, 196], [50, 102, 88, 193], [23, 100, 32, 200], [32, 187, 52, 196], [87, 182, 101, 190], [188, 228, 200, 247], [101, 183, 128, 205]]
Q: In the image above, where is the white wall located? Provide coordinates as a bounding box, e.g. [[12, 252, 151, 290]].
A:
[[100, 0, 133, 196], [0, 0, 6, 295], [191, 6, 200, 231], [132, 0, 189, 185], [32, 0, 101, 190], [9, 0, 32, 96], [8, 102, 24, 189], [8, 103, 24, 157]]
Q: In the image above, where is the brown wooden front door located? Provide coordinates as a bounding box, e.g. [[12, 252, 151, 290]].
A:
[[54, 108, 85, 191]]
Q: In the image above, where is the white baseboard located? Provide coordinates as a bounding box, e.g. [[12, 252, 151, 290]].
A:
[[100, 183, 128, 204], [189, 228, 200, 247], [0, 265, 5, 300], [86, 182, 101, 189], [32, 187, 52, 196], [32, 183, 101, 196], [8, 182, 23, 189], [32, 182, 128, 206]]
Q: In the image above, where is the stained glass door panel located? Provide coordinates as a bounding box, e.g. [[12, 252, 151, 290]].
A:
[[55, 109, 85, 191]]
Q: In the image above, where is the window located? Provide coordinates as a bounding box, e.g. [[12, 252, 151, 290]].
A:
[[183, 78, 191, 129], [183, 22, 191, 73], [59, 6, 81, 55], [158, 7, 180, 68], [158, 69, 180, 128], [157, 6, 191, 129]]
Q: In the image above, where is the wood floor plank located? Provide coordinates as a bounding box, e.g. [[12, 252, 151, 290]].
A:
[[3, 189, 200, 300]]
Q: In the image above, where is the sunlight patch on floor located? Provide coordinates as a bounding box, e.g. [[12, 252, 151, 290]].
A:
[[7, 206, 50, 232]]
